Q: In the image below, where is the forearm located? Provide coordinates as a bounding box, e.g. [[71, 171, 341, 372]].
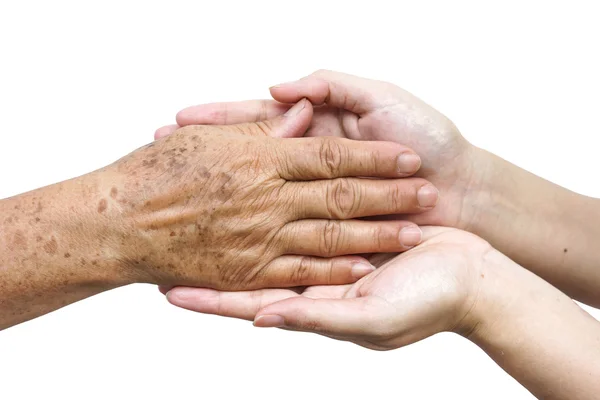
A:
[[469, 251, 600, 399], [465, 147, 600, 306], [0, 172, 131, 330]]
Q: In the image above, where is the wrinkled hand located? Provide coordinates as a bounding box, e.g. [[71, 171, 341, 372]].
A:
[[158, 70, 483, 228], [110, 101, 437, 290], [164, 227, 493, 350]]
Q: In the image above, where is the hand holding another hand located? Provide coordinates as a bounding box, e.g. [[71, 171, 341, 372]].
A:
[[162, 70, 484, 229], [110, 100, 437, 290], [165, 227, 498, 350]]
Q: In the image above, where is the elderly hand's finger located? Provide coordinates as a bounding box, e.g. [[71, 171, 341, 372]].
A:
[[277, 220, 423, 257], [286, 177, 438, 220], [277, 136, 422, 180], [255, 255, 375, 288]]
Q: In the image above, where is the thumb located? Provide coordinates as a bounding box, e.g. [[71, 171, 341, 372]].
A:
[[253, 296, 386, 337], [254, 98, 313, 138], [270, 70, 389, 115]]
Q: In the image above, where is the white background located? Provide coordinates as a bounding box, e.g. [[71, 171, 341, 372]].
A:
[[1, 1, 599, 399]]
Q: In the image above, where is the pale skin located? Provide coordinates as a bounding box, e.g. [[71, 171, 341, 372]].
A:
[[0, 100, 439, 330], [159, 70, 600, 399]]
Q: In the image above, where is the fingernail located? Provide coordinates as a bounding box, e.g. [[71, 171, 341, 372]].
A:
[[284, 99, 306, 117], [399, 226, 423, 247], [351, 262, 376, 279], [417, 184, 439, 208], [397, 153, 421, 174], [254, 315, 285, 328]]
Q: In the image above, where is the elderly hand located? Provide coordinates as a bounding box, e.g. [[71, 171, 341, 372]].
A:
[[110, 100, 437, 290]]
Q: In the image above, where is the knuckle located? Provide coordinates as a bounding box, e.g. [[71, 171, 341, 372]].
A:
[[318, 137, 345, 175], [320, 220, 343, 256], [290, 256, 316, 284], [372, 224, 385, 249], [327, 179, 359, 219], [300, 318, 325, 332], [388, 184, 405, 211]]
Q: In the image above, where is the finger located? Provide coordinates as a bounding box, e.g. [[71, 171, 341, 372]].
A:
[[254, 296, 388, 337], [229, 99, 312, 138], [278, 220, 423, 257], [270, 69, 393, 114], [165, 287, 298, 321], [154, 124, 180, 140], [278, 136, 422, 180], [158, 285, 173, 295], [176, 100, 290, 127], [287, 178, 438, 220], [256, 255, 376, 288]]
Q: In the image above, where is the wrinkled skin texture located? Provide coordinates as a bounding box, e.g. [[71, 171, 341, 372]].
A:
[[165, 227, 492, 350], [162, 69, 480, 229], [111, 102, 435, 290]]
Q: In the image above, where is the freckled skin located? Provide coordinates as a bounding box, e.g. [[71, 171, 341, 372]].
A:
[[0, 113, 430, 330], [97, 198, 107, 213]]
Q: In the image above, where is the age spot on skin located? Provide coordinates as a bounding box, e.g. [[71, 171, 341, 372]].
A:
[[13, 231, 27, 251], [64, 252, 71, 258], [98, 198, 108, 213], [142, 158, 158, 168], [110, 187, 118, 199], [43, 237, 58, 255], [564, 248, 568, 253]]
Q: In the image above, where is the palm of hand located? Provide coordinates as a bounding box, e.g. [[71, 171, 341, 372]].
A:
[[346, 228, 490, 349], [166, 227, 491, 351]]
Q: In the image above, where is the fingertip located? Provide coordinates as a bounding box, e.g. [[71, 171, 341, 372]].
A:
[[271, 99, 313, 138], [397, 152, 422, 176], [269, 81, 305, 103], [350, 262, 377, 279], [417, 184, 439, 209], [165, 286, 194, 304], [175, 106, 199, 126], [253, 314, 285, 328], [398, 225, 423, 248], [154, 124, 179, 140], [158, 285, 173, 295]]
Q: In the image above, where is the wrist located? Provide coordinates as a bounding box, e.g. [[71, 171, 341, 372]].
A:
[[455, 145, 502, 233], [454, 247, 524, 344], [46, 172, 137, 287]]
